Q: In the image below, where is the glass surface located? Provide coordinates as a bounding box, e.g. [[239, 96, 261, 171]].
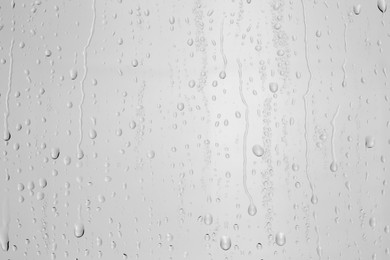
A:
[[0, 0, 389, 259]]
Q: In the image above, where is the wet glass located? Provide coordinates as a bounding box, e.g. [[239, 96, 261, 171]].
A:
[[0, 0, 389, 259]]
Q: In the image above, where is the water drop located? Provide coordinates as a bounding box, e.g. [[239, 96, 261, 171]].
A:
[[220, 235, 231, 250], [378, 0, 387, 13], [69, 68, 78, 80], [204, 214, 213, 225], [177, 103, 184, 111], [89, 129, 97, 139], [353, 4, 361, 15], [275, 232, 286, 246], [38, 178, 47, 188], [330, 161, 338, 172], [365, 136, 375, 148], [3, 130, 11, 141], [248, 204, 257, 216], [0, 229, 9, 251], [188, 80, 196, 88], [74, 223, 85, 238], [147, 150, 155, 159], [51, 147, 60, 159], [311, 195, 318, 204], [384, 225, 390, 233], [129, 120, 136, 129], [77, 150, 84, 160], [44, 49, 52, 57], [252, 144, 264, 157], [369, 217, 376, 228], [269, 82, 279, 93], [36, 191, 45, 200]]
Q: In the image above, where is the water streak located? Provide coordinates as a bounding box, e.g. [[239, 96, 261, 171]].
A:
[[237, 59, 255, 209], [4, 39, 14, 141], [331, 105, 340, 164], [300, 1, 322, 258], [77, 0, 96, 158]]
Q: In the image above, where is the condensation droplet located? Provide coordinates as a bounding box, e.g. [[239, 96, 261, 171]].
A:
[[369, 217, 376, 228], [378, 0, 387, 13], [252, 144, 264, 157], [248, 204, 257, 216], [147, 150, 155, 159], [51, 148, 60, 159], [353, 4, 361, 15], [219, 71, 226, 79], [129, 120, 136, 129], [3, 130, 11, 141], [69, 68, 78, 80], [89, 129, 97, 139], [204, 214, 213, 225], [269, 82, 279, 93], [330, 161, 338, 172], [0, 229, 9, 251], [365, 136, 375, 148], [177, 103, 184, 111], [275, 232, 286, 246], [220, 235, 231, 250], [74, 223, 85, 238]]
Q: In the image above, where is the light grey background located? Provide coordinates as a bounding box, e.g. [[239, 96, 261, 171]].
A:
[[0, 0, 389, 259]]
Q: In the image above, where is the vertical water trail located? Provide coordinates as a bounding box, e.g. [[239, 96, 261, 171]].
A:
[[0, 198, 10, 251], [74, 205, 85, 238], [4, 39, 14, 141], [77, 0, 96, 159], [300, 0, 321, 258], [331, 105, 340, 166], [220, 18, 227, 73], [300, 0, 315, 202], [342, 22, 347, 87], [237, 59, 255, 211], [193, 0, 211, 176]]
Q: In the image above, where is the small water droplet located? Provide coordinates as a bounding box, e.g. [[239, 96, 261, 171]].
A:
[[353, 4, 361, 15], [0, 229, 9, 251], [330, 161, 338, 172], [369, 217, 376, 228], [129, 120, 136, 129], [378, 0, 387, 13], [147, 150, 155, 159], [74, 223, 85, 238], [89, 129, 97, 139], [44, 49, 52, 57], [204, 214, 213, 225], [311, 195, 318, 204], [36, 191, 45, 200], [177, 103, 184, 111], [248, 204, 257, 216], [38, 178, 47, 188], [77, 150, 84, 160], [269, 82, 279, 93], [51, 147, 60, 159], [69, 68, 78, 80], [220, 235, 231, 250], [188, 80, 196, 88], [275, 232, 286, 246], [3, 130, 11, 141], [365, 136, 375, 148], [252, 144, 264, 157]]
